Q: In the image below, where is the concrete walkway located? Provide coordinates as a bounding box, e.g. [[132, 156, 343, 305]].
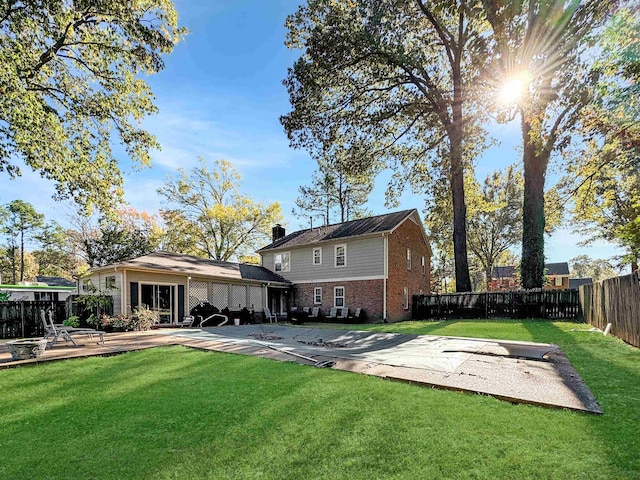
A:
[[0, 325, 602, 414]]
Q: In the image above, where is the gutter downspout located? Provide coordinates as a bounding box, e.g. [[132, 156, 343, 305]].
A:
[[383, 232, 388, 322]]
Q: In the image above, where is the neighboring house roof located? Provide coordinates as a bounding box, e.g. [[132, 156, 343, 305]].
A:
[[569, 277, 593, 289], [491, 266, 517, 279], [258, 209, 424, 252], [491, 262, 570, 279], [36, 276, 76, 288], [88, 251, 290, 285], [545, 262, 570, 276]]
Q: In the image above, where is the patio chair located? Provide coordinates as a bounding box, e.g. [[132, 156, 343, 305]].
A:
[[40, 311, 105, 347], [327, 307, 337, 320], [264, 306, 277, 323], [338, 307, 349, 320], [308, 307, 320, 319], [348, 308, 362, 321]]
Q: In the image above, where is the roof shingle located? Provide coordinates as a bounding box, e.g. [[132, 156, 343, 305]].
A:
[[258, 209, 416, 251]]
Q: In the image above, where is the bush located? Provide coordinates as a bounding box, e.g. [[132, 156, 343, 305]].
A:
[[129, 307, 159, 331], [63, 316, 80, 328]]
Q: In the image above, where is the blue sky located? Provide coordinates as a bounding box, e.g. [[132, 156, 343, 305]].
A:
[[0, 0, 626, 268]]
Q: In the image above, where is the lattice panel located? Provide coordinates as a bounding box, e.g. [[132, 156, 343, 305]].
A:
[[189, 280, 208, 310], [230, 285, 247, 309], [248, 286, 263, 311], [209, 283, 228, 309]]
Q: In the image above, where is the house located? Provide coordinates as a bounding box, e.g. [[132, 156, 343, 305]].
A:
[[257, 209, 431, 322], [488, 266, 519, 291], [0, 277, 77, 301], [82, 251, 290, 324], [545, 262, 570, 290], [489, 262, 571, 291], [569, 277, 593, 290]]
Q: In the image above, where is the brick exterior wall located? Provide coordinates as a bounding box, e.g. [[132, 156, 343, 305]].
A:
[[386, 219, 431, 322], [293, 280, 384, 321]]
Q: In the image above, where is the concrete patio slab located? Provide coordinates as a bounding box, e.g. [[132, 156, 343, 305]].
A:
[[0, 325, 602, 414]]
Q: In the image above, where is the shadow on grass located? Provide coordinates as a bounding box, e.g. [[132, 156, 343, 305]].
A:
[[520, 321, 640, 476]]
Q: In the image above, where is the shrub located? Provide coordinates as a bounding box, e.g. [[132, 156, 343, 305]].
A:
[[63, 316, 80, 328], [129, 307, 159, 331]]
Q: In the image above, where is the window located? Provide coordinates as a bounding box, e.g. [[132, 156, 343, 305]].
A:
[[403, 287, 409, 310], [407, 248, 412, 270], [313, 247, 322, 265], [421, 256, 426, 274], [334, 286, 345, 307], [274, 252, 290, 272], [314, 287, 322, 304], [554, 276, 563, 287], [105, 275, 116, 289], [335, 244, 346, 267]]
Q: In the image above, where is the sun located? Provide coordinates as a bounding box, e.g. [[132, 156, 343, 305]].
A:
[[501, 78, 525, 104], [500, 71, 532, 104]]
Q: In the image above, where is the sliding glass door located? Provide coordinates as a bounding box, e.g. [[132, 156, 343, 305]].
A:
[[141, 284, 174, 324]]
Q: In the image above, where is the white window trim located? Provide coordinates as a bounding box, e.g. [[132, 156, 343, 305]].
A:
[[334, 286, 345, 307], [274, 252, 291, 272], [335, 244, 347, 268], [421, 256, 426, 275], [407, 248, 412, 270], [313, 247, 322, 266], [403, 287, 409, 310], [314, 287, 322, 305]]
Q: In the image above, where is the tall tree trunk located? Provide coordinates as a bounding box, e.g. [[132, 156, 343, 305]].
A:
[[20, 229, 25, 282], [520, 118, 547, 289], [450, 74, 472, 292]]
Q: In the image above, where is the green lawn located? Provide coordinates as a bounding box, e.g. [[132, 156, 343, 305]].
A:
[[1, 320, 638, 479]]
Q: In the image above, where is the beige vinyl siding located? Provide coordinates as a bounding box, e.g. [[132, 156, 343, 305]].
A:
[[261, 236, 385, 283], [83, 271, 124, 315]]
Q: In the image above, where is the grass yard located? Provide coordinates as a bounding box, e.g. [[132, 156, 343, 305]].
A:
[[1, 320, 638, 479]]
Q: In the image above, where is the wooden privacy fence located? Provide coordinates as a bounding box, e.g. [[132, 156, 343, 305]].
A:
[[579, 272, 640, 348], [0, 301, 68, 339], [412, 289, 580, 320]]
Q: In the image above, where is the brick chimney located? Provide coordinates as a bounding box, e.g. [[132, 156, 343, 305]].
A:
[[272, 224, 285, 242]]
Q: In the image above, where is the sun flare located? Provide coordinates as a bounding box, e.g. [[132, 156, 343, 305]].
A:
[[500, 71, 532, 104]]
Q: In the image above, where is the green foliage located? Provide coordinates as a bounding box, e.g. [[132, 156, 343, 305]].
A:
[[158, 158, 283, 261], [282, 0, 495, 292], [560, 5, 640, 273], [63, 316, 79, 328], [0, 0, 186, 214], [482, 1, 617, 288], [568, 255, 617, 282], [294, 153, 373, 224], [1, 200, 44, 282]]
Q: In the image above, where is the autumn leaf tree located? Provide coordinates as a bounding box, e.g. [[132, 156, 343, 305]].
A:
[[0, 0, 185, 214], [158, 158, 283, 261], [282, 0, 494, 292]]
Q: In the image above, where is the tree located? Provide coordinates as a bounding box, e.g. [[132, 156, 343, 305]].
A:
[[0, 1, 185, 214], [1, 200, 44, 282], [569, 255, 617, 282], [158, 158, 283, 261], [466, 166, 523, 285], [295, 154, 373, 225], [68, 206, 162, 267], [282, 0, 493, 292], [32, 222, 80, 279], [561, 5, 640, 273], [483, 1, 617, 288]]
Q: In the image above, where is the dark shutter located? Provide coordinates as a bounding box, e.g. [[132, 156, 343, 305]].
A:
[[130, 282, 139, 310], [178, 285, 185, 320]]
